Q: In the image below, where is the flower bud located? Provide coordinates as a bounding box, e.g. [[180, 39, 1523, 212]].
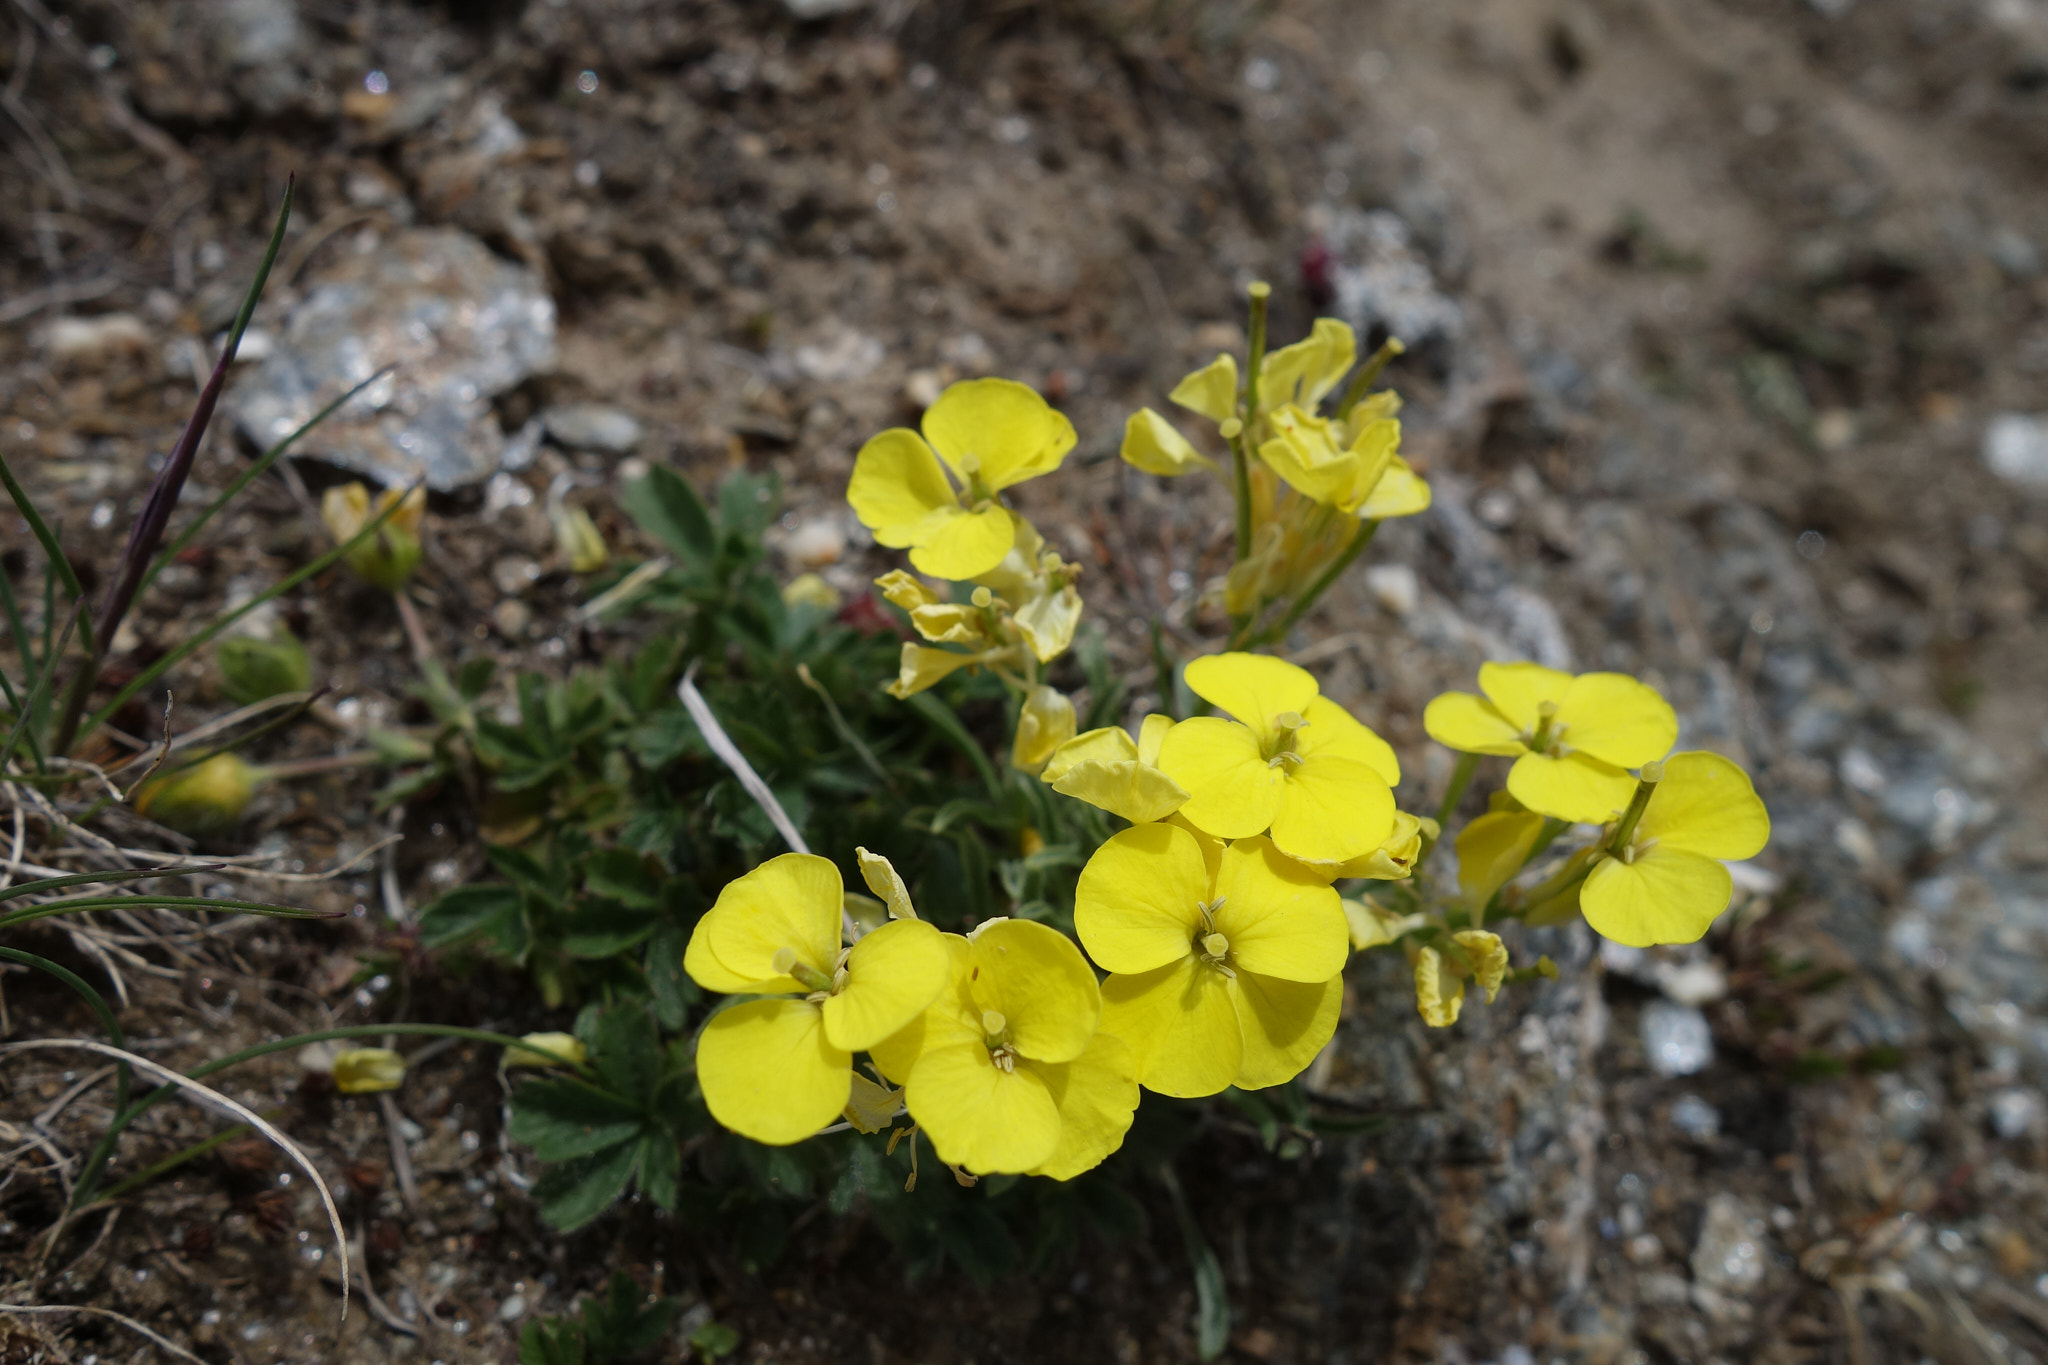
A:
[[134, 753, 260, 836], [215, 629, 312, 706], [321, 482, 425, 592], [331, 1047, 407, 1094], [781, 572, 841, 611], [550, 502, 609, 573], [504, 1033, 587, 1069], [1010, 685, 1076, 775]]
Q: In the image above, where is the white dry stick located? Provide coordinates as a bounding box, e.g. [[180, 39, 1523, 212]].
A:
[[0, 1039, 349, 1318], [0, 1303, 212, 1364], [677, 663, 859, 942]]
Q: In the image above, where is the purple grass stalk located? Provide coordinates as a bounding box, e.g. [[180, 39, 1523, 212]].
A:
[[51, 176, 295, 754]]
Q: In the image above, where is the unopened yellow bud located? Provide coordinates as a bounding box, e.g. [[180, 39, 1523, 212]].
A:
[[550, 502, 609, 573], [216, 630, 312, 706], [332, 1047, 406, 1094], [782, 572, 841, 611], [134, 753, 260, 836], [321, 482, 425, 592], [505, 1033, 587, 1069]]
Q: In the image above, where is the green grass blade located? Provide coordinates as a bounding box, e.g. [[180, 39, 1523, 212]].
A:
[[0, 945, 132, 1165], [0, 452, 86, 607], [0, 601, 80, 775], [139, 365, 394, 599], [74, 484, 416, 747], [0, 863, 222, 906], [0, 893, 334, 931]]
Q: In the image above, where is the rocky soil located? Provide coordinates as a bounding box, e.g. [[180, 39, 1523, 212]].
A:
[[4, 0, 2048, 1361]]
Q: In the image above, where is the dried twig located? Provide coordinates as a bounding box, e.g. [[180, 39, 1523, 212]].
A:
[[0, 1301, 211, 1365]]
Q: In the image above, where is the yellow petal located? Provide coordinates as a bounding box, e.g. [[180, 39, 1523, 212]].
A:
[[1013, 583, 1082, 663], [1451, 930, 1508, 1002], [1331, 810, 1428, 880], [697, 999, 850, 1145], [1121, 408, 1216, 476], [868, 933, 973, 1084], [332, 1047, 406, 1094], [1581, 846, 1733, 947], [1043, 726, 1137, 781], [823, 917, 950, 1052], [1156, 716, 1284, 840], [1455, 810, 1546, 909], [1296, 695, 1400, 786], [1507, 751, 1637, 824], [848, 429, 959, 547], [1099, 956, 1243, 1098], [1183, 652, 1319, 734], [1027, 1033, 1140, 1180], [874, 568, 940, 611], [1476, 661, 1574, 732], [1012, 685, 1078, 774], [1555, 673, 1678, 769], [1342, 896, 1424, 949], [1050, 758, 1190, 825], [1269, 754, 1396, 865], [1137, 713, 1174, 766], [967, 918, 1100, 1064], [920, 377, 1076, 491], [885, 643, 984, 700], [1413, 946, 1465, 1027], [1639, 751, 1771, 860], [905, 1040, 1061, 1174], [1229, 971, 1341, 1089], [855, 847, 918, 920], [842, 1072, 904, 1134], [1356, 456, 1431, 519], [688, 852, 843, 993], [1422, 691, 1528, 757], [1261, 317, 1356, 410], [1258, 430, 1356, 508], [1169, 352, 1240, 425], [906, 504, 1017, 580], [1211, 836, 1348, 982], [1074, 822, 1211, 975], [902, 601, 983, 645]]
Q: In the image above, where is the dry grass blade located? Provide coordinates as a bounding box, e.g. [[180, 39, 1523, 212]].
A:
[[0, 1301, 212, 1364], [0, 1038, 349, 1319]]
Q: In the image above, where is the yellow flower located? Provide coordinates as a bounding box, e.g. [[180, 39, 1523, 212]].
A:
[[1076, 824, 1348, 1097], [781, 573, 841, 611], [1012, 685, 1077, 774], [1155, 653, 1399, 865], [1169, 353, 1239, 425], [321, 482, 425, 592], [842, 1072, 905, 1134], [1260, 317, 1356, 412], [1121, 408, 1217, 476], [872, 921, 1138, 1178], [854, 846, 918, 920], [134, 753, 260, 836], [1041, 717, 1190, 824], [1342, 896, 1425, 951], [1581, 752, 1770, 947], [972, 517, 1083, 663], [1454, 810, 1546, 911], [847, 378, 1076, 579], [504, 1033, 588, 1069], [684, 853, 949, 1145], [1411, 931, 1507, 1028], [1258, 404, 1402, 515], [1423, 663, 1677, 824], [1357, 457, 1432, 519], [332, 1047, 407, 1094]]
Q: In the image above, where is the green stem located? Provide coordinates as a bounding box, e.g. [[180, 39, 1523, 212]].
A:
[[1415, 752, 1478, 867], [1243, 282, 1271, 419], [0, 946, 130, 1138], [0, 894, 322, 933], [1333, 337, 1407, 420], [93, 1114, 279, 1204], [1228, 428, 1255, 564], [1250, 518, 1380, 647], [1605, 763, 1663, 854]]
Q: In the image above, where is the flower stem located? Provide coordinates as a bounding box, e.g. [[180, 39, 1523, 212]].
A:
[[1605, 761, 1664, 855], [1334, 337, 1407, 420], [1250, 518, 1380, 647], [1416, 751, 1478, 868], [1229, 429, 1255, 563], [1229, 282, 1272, 567]]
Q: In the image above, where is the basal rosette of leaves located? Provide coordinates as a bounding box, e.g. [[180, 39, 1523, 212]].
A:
[[395, 286, 1771, 1334]]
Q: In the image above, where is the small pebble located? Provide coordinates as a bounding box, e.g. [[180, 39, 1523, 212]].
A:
[[1641, 1000, 1714, 1077], [1669, 1093, 1721, 1140], [784, 518, 846, 568], [497, 1295, 527, 1322], [492, 599, 532, 638], [542, 403, 644, 455], [1364, 563, 1419, 616]]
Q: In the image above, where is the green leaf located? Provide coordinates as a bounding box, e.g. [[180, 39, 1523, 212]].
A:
[[645, 924, 698, 1031], [418, 884, 523, 950], [584, 849, 660, 908], [534, 1140, 641, 1232], [715, 467, 779, 548], [689, 1322, 742, 1360], [591, 1002, 663, 1106], [486, 844, 563, 902], [457, 655, 498, 700], [620, 465, 715, 570], [582, 1271, 679, 1359], [1163, 1168, 1232, 1361], [507, 1078, 647, 1161], [627, 708, 701, 768], [518, 1318, 585, 1365], [634, 1130, 680, 1212], [559, 899, 663, 959]]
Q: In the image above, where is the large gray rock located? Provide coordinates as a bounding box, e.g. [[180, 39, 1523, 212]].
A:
[[232, 228, 555, 490]]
